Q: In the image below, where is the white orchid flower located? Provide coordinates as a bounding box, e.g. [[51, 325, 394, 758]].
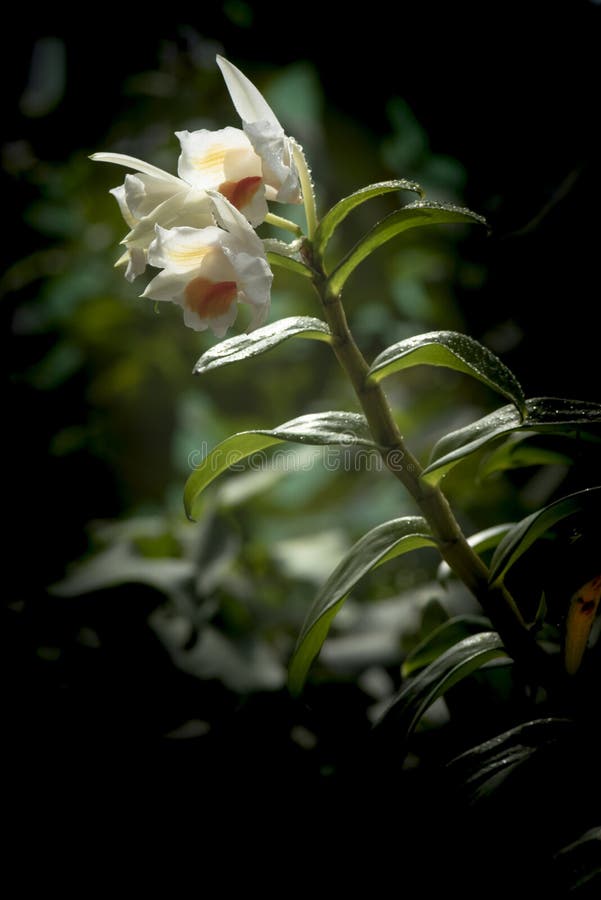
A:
[[175, 125, 267, 226], [216, 55, 302, 205], [142, 192, 273, 337], [91, 153, 213, 281]]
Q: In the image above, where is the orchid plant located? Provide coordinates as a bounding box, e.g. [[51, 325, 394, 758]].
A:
[[92, 56, 601, 759]]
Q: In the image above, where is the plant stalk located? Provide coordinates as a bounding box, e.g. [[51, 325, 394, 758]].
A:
[[308, 251, 552, 675]]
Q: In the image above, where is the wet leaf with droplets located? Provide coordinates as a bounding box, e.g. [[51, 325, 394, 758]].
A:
[[184, 411, 373, 520], [423, 397, 601, 485], [193, 316, 331, 375], [315, 179, 424, 257], [368, 330, 526, 414], [328, 201, 488, 294]]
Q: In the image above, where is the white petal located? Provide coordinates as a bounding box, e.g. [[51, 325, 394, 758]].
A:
[[115, 246, 147, 281], [244, 122, 301, 203], [125, 247, 147, 282], [246, 300, 270, 332], [124, 190, 213, 249], [91, 152, 184, 186], [142, 268, 189, 303], [183, 299, 239, 337], [109, 184, 138, 229], [206, 191, 264, 256], [238, 185, 268, 228], [181, 306, 210, 333], [226, 250, 273, 309], [124, 172, 185, 219], [216, 56, 281, 131], [147, 224, 227, 274], [176, 127, 258, 189]]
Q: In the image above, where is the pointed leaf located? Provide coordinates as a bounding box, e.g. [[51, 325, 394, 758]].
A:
[[328, 201, 487, 295], [402, 615, 493, 676], [288, 517, 436, 694], [555, 826, 601, 893], [437, 523, 515, 583], [315, 180, 424, 256], [448, 718, 572, 801], [193, 317, 331, 375], [184, 411, 373, 520], [266, 249, 312, 278], [423, 397, 601, 485], [375, 632, 508, 739], [368, 331, 525, 414], [479, 432, 575, 478], [489, 486, 601, 585]]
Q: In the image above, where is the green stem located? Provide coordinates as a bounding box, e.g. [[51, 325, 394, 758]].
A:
[[308, 248, 552, 676], [264, 212, 303, 237], [292, 140, 318, 240]]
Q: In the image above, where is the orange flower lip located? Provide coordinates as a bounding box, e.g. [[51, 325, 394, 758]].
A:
[[219, 176, 263, 211], [184, 277, 237, 318]]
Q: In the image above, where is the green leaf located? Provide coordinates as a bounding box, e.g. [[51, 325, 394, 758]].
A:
[[402, 615, 493, 676], [447, 718, 572, 802], [437, 523, 514, 583], [368, 331, 525, 414], [555, 826, 601, 893], [288, 517, 436, 694], [266, 250, 311, 278], [479, 432, 575, 479], [328, 201, 487, 295], [489, 486, 601, 585], [422, 397, 601, 485], [184, 411, 373, 520], [375, 632, 508, 739], [193, 317, 331, 375], [315, 179, 424, 256]]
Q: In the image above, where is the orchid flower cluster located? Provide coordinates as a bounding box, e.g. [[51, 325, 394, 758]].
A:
[[93, 56, 600, 719], [92, 57, 301, 337]]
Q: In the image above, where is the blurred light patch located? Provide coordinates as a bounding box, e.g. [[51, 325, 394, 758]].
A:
[[265, 63, 322, 140], [20, 37, 66, 118], [2, 140, 36, 174], [223, 0, 254, 27]]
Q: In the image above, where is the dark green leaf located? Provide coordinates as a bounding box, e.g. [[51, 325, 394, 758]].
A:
[[402, 615, 493, 676], [328, 201, 487, 294], [375, 632, 507, 739], [184, 411, 373, 520], [479, 432, 575, 478], [288, 517, 436, 694], [315, 179, 424, 256], [193, 317, 331, 375], [422, 397, 601, 485], [437, 523, 514, 583], [448, 718, 572, 802], [368, 331, 525, 414], [489, 487, 601, 585], [555, 827, 601, 893]]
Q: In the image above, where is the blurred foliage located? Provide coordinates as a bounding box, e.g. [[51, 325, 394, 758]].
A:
[[6, 12, 601, 887]]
